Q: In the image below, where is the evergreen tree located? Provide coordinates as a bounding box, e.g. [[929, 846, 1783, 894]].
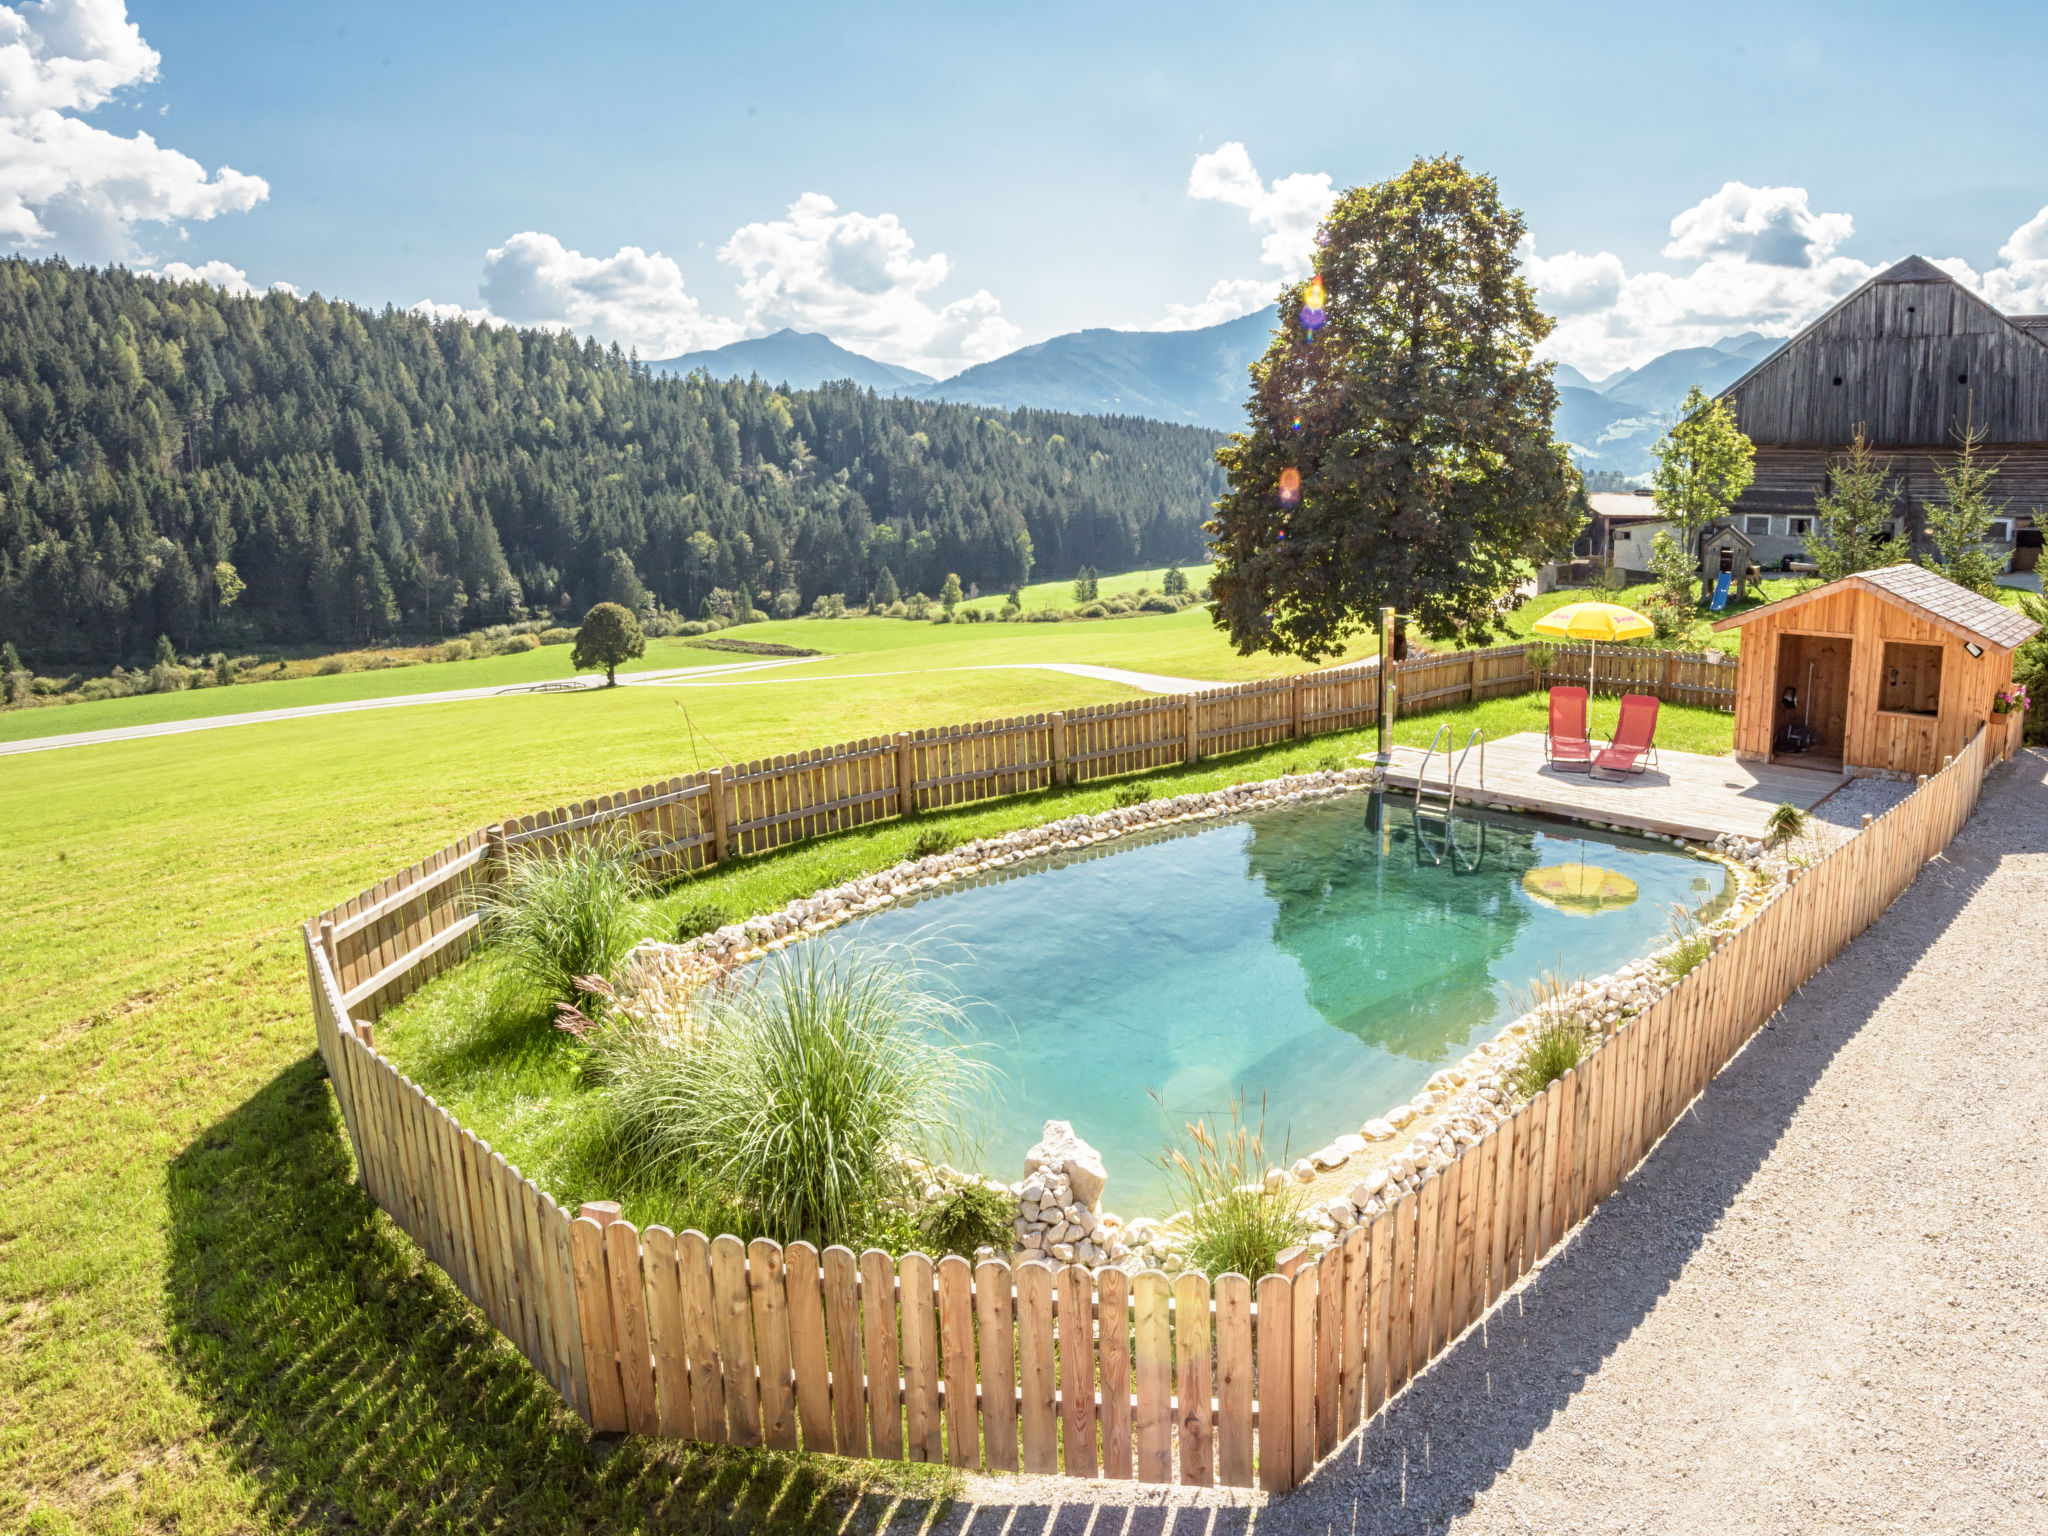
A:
[[940, 572, 963, 612], [1162, 561, 1189, 596], [872, 565, 900, 607], [1073, 565, 1099, 602], [1807, 427, 1898, 582], [1918, 412, 2006, 595], [571, 602, 646, 686], [1209, 156, 1580, 656]]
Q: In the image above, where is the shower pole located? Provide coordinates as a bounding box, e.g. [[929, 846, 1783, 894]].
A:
[[1376, 605, 1397, 767]]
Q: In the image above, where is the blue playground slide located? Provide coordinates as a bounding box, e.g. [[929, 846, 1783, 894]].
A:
[[1709, 570, 1733, 611]]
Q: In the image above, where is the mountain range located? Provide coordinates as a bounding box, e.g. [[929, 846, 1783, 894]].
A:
[[652, 317, 1786, 476]]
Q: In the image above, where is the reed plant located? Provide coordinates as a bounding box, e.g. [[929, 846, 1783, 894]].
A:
[[477, 825, 651, 1007], [590, 943, 983, 1248], [1766, 800, 1808, 844], [1504, 969, 1593, 1098], [1659, 901, 1713, 982], [1156, 1093, 1306, 1281]]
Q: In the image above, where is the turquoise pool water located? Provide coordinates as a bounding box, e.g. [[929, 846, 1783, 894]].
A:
[[812, 794, 1726, 1214]]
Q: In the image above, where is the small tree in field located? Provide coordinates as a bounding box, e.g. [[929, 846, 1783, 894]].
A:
[[940, 572, 963, 612], [1918, 410, 2005, 595], [1209, 156, 1581, 656], [1072, 565, 1099, 603], [1650, 385, 1755, 590], [1163, 561, 1190, 596], [871, 565, 900, 607], [1808, 427, 1898, 582], [572, 601, 646, 686]]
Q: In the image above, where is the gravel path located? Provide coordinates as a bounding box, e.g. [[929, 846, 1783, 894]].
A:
[[864, 748, 2048, 1536]]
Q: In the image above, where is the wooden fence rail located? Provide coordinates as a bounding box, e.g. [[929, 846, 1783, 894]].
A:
[[300, 645, 2006, 1494]]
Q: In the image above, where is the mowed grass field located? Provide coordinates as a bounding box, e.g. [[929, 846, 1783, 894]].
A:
[[0, 602, 1385, 1534], [0, 585, 1734, 1533]]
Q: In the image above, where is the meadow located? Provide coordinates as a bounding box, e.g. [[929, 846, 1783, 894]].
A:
[[0, 590, 1730, 1534]]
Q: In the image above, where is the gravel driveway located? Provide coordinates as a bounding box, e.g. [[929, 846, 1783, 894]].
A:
[[869, 749, 2048, 1536]]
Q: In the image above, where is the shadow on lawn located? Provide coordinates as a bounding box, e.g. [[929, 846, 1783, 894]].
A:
[[868, 755, 2038, 1536], [163, 1056, 955, 1534]]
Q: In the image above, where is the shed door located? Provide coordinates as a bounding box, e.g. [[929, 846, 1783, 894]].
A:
[[1774, 634, 1854, 764]]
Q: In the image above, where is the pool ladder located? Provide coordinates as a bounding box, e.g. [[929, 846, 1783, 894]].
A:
[[1409, 726, 1488, 870], [1410, 724, 1487, 815]]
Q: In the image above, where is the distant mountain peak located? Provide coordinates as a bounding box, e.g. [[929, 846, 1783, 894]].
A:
[[646, 330, 934, 392]]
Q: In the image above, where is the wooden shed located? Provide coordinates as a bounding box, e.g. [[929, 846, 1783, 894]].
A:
[[1714, 564, 2037, 777]]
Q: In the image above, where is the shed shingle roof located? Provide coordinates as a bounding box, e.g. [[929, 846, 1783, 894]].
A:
[[1712, 563, 2041, 650], [1857, 564, 2040, 649]]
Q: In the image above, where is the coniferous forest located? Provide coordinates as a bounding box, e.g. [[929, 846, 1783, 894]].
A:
[[0, 259, 1227, 664]]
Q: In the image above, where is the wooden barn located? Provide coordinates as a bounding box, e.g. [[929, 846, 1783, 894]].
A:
[[1714, 564, 2037, 777], [1717, 255, 2048, 569]]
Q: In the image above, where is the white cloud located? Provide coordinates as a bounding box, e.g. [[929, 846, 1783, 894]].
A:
[[1529, 182, 2048, 378], [1185, 142, 1333, 281], [147, 257, 252, 293], [717, 192, 1019, 375], [1151, 277, 1271, 331], [476, 231, 740, 357], [0, 1, 267, 261]]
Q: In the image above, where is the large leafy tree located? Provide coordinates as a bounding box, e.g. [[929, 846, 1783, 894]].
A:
[[1208, 156, 1581, 658], [571, 601, 645, 685], [1650, 384, 1756, 548]]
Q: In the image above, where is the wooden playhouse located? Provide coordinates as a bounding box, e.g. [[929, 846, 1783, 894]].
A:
[[1714, 564, 2036, 777]]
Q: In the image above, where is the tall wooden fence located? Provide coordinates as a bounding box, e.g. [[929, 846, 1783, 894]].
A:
[[299, 647, 2010, 1493]]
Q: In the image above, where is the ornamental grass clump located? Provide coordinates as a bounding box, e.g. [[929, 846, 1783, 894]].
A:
[[478, 826, 651, 1008], [593, 944, 982, 1249], [1659, 901, 1713, 983], [1504, 970, 1593, 1099], [1766, 800, 1808, 844], [1156, 1093, 1305, 1281]]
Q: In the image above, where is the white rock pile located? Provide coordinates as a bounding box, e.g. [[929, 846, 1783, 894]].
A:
[[1009, 1121, 1134, 1266]]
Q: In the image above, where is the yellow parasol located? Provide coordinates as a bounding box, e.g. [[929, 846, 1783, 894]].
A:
[[1531, 601, 1655, 692], [1521, 862, 1641, 916]]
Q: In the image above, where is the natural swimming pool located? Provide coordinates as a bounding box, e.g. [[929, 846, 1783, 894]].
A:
[[795, 793, 1728, 1214]]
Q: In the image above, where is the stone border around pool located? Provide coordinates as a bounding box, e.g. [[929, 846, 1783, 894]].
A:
[[610, 764, 1792, 1272]]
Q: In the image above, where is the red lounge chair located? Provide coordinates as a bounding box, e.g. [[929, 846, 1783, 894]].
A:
[[1545, 686, 1593, 770], [1594, 692, 1661, 777]]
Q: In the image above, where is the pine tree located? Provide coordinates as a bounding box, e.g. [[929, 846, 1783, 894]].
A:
[[1162, 561, 1189, 596], [1918, 411, 2006, 595], [872, 565, 900, 607], [1807, 427, 1898, 582], [1073, 565, 1099, 602], [940, 572, 963, 612]]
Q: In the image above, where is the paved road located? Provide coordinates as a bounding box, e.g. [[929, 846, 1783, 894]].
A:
[[873, 748, 2048, 1535], [0, 657, 1241, 758]]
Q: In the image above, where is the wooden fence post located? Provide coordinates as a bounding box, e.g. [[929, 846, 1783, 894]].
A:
[[1289, 673, 1303, 739], [1185, 695, 1201, 765], [894, 732, 917, 814], [318, 916, 339, 984], [486, 822, 508, 882], [1048, 713, 1067, 787], [707, 769, 730, 862]]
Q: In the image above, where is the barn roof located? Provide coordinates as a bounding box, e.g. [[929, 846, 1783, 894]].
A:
[[1711, 563, 2041, 651], [1716, 257, 2048, 446]]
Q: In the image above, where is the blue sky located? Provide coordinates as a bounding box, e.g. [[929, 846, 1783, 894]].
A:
[[15, 1, 2048, 376]]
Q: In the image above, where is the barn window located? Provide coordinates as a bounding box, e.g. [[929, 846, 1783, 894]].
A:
[[1989, 520, 2012, 542], [1832, 376, 1843, 385], [1880, 641, 1943, 716], [1745, 515, 1771, 536], [1788, 516, 1812, 536]]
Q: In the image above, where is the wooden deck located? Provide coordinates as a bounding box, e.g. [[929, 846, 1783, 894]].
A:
[[1385, 731, 1849, 841]]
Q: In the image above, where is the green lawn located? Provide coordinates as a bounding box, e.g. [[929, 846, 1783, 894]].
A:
[[953, 560, 1215, 613], [1497, 577, 1804, 655], [0, 599, 1395, 1534]]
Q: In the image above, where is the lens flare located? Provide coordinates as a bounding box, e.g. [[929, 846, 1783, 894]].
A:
[[1278, 466, 1302, 506], [1290, 416, 1303, 433]]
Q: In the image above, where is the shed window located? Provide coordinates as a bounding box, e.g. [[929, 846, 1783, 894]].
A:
[[1988, 519, 2012, 542], [1788, 516, 1812, 537], [1880, 641, 1943, 716], [1745, 515, 1771, 536]]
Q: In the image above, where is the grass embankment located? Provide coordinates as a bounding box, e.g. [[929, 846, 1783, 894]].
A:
[[374, 693, 1737, 1247], [0, 604, 1385, 1534], [954, 561, 1216, 614]]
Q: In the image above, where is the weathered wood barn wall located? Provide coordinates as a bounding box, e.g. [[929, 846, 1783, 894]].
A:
[[1718, 256, 2048, 533]]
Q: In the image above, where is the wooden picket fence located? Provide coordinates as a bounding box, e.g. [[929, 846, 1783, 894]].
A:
[[301, 647, 1995, 1492], [1529, 643, 1738, 707]]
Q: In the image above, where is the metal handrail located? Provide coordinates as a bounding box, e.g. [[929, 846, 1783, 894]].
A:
[[1445, 726, 1486, 802], [1411, 723, 1452, 809]]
